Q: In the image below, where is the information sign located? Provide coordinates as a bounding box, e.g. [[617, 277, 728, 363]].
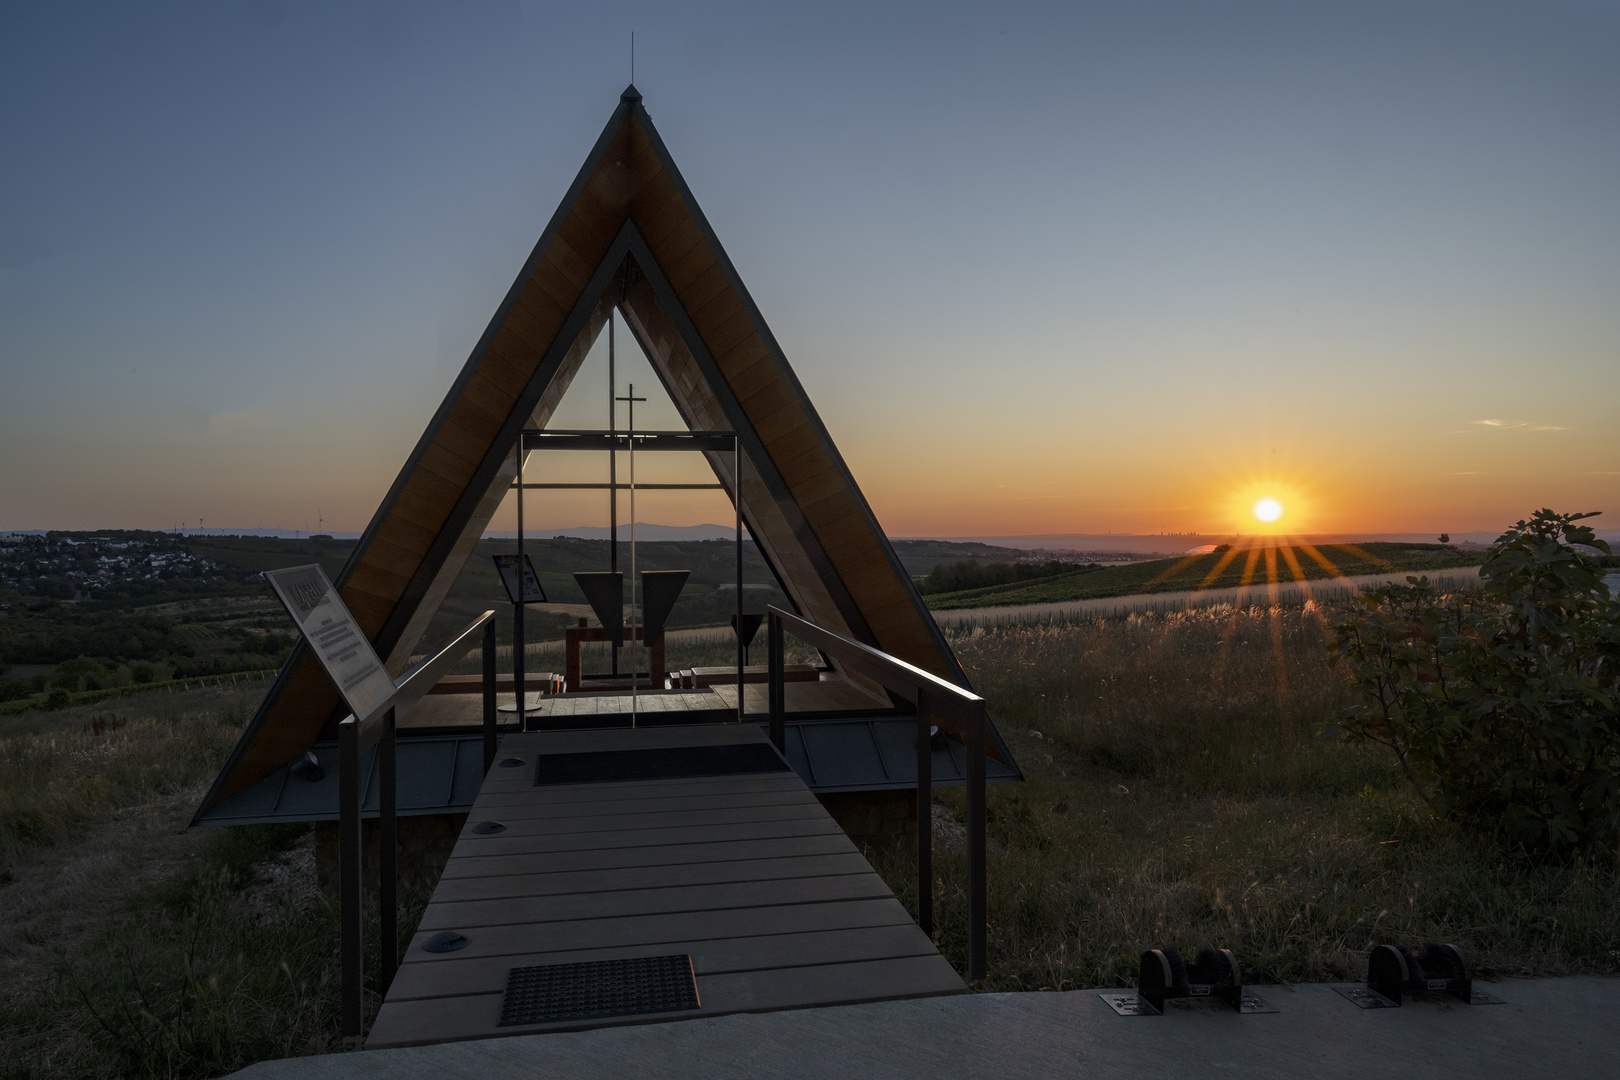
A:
[[264, 564, 395, 721], [492, 554, 548, 604]]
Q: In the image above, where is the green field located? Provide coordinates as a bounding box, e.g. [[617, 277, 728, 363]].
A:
[[7, 604, 1616, 1077], [180, 536, 355, 581], [924, 542, 1482, 610]]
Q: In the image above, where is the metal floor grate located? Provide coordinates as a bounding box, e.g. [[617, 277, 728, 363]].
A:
[[498, 954, 701, 1026]]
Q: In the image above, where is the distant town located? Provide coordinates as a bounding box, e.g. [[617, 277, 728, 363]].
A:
[[0, 532, 257, 602]]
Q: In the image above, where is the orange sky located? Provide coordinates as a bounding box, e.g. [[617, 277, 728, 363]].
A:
[[2, 5, 1617, 538]]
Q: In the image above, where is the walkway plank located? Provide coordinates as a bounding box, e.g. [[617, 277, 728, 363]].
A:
[[440, 816, 845, 857], [369, 955, 963, 1046], [384, 923, 943, 1001], [428, 851, 875, 903], [464, 787, 815, 820], [455, 802, 830, 838], [438, 832, 864, 880], [417, 871, 895, 929], [369, 724, 963, 1049]]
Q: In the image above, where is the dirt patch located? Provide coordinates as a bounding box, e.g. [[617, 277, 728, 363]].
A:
[[240, 828, 321, 924]]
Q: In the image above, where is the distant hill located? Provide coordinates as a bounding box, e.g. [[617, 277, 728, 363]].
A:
[[924, 542, 1483, 610], [181, 536, 355, 581], [886, 539, 1047, 578]]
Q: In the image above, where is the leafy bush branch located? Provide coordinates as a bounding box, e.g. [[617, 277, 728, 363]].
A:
[[1333, 509, 1620, 850]]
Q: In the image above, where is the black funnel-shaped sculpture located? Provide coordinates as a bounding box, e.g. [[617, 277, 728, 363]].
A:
[[640, 570, 690, 645], [573, 572, 624, 648], [731, 612, 765, 660]]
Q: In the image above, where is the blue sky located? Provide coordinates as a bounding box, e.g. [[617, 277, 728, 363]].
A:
[[2, 1, 1616, 537]]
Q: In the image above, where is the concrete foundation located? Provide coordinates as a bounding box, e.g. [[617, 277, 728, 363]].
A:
[[229, 977, 1620, 1079]]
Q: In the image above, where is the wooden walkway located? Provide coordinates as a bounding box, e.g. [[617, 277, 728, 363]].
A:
[[399, 675, 887, 732], [367, 723, 964, 1048]]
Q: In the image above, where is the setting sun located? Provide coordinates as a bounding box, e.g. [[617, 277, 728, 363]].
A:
[[1253, 498, 1284, 523]]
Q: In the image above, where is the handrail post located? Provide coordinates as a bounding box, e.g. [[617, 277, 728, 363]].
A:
[[764, 604, 993, 983], [734, 434, 743, 723], [915, 689, 932, 938], [767, 611, 785, 752], [482, 619, 497, 773], [966, 699, 987, 983], [338, 716, 364, 1041], [514, 599, 527, 732], [379, 706, 398, 997]]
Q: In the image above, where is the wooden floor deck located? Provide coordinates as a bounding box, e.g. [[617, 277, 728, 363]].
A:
[[366, 723, 964, 1048], [399, 675, 888, 731]]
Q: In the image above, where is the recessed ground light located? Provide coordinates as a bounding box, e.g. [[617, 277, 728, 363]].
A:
[[471, 821, 507, 835], [422, 931, 470, 953]]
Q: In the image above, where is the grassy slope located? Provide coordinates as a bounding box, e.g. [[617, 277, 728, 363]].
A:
[[925, 542, 1482, 610], [0, 686, 420, 1079], [887, 539, 1032, 579], [867, 609, 1618, 990], [6, 610, 1617, 1073], [181, 537, 354, 581]]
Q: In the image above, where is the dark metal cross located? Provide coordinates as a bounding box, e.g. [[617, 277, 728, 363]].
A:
[[614, 384, 647, 435], [615, 383, 649, 714]]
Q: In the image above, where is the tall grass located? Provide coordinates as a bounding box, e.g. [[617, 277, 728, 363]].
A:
[[0, 688, 428, 1079], [7, 607, 1617, 1076], [871, 605, 1620, 990]]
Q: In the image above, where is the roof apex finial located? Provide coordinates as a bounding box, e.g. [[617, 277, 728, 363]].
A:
[[621, 83, 642, 103]]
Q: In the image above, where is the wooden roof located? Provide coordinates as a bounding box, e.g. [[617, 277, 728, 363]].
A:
[[196, 87, 973, 815]]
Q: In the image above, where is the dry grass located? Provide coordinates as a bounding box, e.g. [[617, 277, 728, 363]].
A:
[[6, 609, 1618, 1076], [872, 605, 1620, 990], [0, 687, 403, 1080]]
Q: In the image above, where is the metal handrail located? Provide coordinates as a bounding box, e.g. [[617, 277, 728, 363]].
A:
[[339, 608, 498, 755], [336, 609, 497, 1041], [764, 605, 988, 983]]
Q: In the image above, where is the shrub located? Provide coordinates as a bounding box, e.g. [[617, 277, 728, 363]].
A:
[[131, 662, 155, 684], [54, 655, 108, 692], [1332, 509, 1620, 850]]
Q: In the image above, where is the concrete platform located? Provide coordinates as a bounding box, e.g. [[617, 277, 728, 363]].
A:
[[233, 977, 1618, 1078]]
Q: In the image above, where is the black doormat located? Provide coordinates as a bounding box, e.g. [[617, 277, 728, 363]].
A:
[[534, 742, 791, 786], [498, 954, 700, 1026]]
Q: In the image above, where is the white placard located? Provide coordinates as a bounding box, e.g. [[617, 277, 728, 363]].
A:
[[265, 564, 395, 721]]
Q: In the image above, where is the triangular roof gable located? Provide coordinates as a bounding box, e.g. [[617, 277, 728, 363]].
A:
[[198, 87, 969, 812]]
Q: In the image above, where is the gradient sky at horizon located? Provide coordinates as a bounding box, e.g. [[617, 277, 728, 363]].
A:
[[2, 1, 1616, 539]]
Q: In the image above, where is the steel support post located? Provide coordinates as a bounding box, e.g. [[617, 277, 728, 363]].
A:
[[379, 707, 397, 997], [966, 701, 987, 983], [915, 690, 932, 939], [767, 612, 785, 752], [481, 619, 497, 773], [734, 436, 743, 722], [515, 445, 527, 732], [337, 717, 363, 1040]]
